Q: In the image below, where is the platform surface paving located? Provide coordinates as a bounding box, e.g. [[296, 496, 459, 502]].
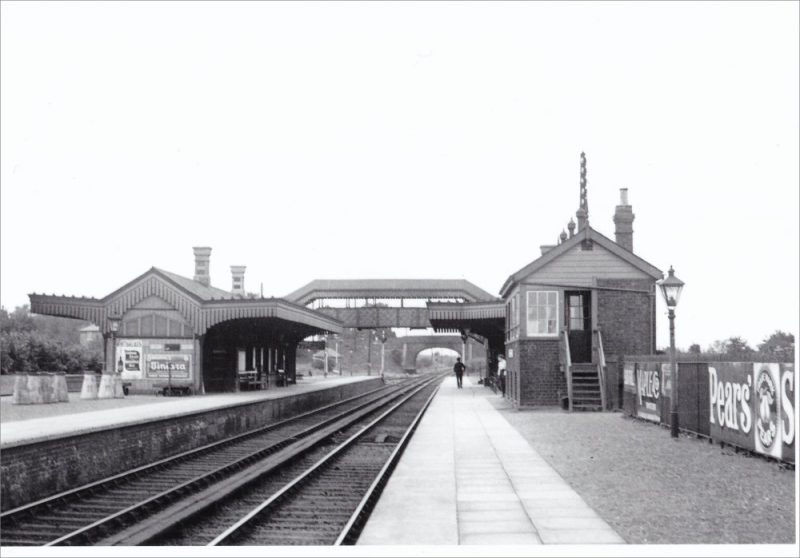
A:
[[358, 375, 625, 546], [0, 376, 375, 448]]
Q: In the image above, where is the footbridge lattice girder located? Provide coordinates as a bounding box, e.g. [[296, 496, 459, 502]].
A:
[[314, 307, 435, 329]]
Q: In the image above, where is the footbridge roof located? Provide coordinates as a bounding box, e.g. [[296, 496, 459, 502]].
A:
[[284, 279, 498, 305]]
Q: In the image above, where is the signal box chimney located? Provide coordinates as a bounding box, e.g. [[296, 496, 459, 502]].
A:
[[613, 188, 635, 252]]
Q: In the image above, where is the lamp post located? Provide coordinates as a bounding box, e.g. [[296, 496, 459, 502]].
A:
[[367, 330, 372, 376], [99, 314, 123, 399], [379, 329, 387, 378], [658, 266, 685, 439]]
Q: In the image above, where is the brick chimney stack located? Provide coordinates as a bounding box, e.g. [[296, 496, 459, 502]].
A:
[[230, 265, 246, 296], [193, 246, 212, 287], [613, 188, 635, 252]]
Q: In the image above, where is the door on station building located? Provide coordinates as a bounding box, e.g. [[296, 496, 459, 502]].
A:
[[565, 291, 592, 363], [204, 346, 236, 392]]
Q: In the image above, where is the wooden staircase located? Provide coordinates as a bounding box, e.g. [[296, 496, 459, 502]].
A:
[[569, 362, 603, 411], [561, 328, 607, 412]]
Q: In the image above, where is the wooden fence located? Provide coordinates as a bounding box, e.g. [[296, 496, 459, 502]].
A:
[[613, 358, 795, 464]]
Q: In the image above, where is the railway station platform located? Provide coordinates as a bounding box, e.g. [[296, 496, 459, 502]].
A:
[[358, 375, 625, 546], [1, 375, 384, 511], [0, 375, 376, 448]]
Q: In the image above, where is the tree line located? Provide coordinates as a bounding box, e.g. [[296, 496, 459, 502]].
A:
[[681, 331, 794, 362], [0, 306, 103, 374]]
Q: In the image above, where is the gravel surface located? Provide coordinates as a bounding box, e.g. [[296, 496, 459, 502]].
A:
[[487, 394, 796, 544]]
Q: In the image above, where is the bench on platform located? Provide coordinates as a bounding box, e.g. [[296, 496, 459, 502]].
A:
[[239, 379, 267, 390], [153, 383, 192, 396]]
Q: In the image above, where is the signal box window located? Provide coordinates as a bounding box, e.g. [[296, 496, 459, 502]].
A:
[[526, 291, 558, 336]]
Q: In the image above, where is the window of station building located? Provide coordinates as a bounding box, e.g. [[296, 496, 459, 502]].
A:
[[526, 291, 558, 337], [506, 293, 520, 341]]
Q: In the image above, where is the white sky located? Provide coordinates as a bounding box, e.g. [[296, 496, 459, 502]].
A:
[[1, 1, 798, 352]]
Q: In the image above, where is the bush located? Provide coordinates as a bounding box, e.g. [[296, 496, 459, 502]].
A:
[[1, 306, 103, 375], [0, 330, 102, 374]]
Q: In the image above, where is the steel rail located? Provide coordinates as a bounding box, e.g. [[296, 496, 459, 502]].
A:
[[44, 377, 431, 547], [94, 375, 440, 546], [334, 381, 440, 545], [1, 382, 393, 523], [208, 374, 444, 546]]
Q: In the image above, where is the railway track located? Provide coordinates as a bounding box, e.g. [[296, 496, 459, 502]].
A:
[[0, 374, 442, 546], [152, 374, 440, 546]]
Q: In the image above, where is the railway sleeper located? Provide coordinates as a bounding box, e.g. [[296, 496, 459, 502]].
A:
[[7, 380, 434, 547], [1, 386, 393, 526], [96, 386, 422, 546]]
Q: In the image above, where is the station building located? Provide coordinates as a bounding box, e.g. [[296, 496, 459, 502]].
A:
[[498, 188, 662, 408], [29, 248, 342, 394], [28, 153, 666, 410], [429, 154, 664, 409]]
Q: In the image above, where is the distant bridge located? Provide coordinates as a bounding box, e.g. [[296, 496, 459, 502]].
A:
[[396, 335, 483, 371]]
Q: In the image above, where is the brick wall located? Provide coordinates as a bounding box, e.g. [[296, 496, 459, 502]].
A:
[[596, 279, 656, 358], [517, 339, 566, 406], [0, 378, 383, 511], [505, 340, 519, 405]]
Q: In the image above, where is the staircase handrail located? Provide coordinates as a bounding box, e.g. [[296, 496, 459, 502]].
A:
[[594, 328, 607, 410], [561, 328, 573, 412]]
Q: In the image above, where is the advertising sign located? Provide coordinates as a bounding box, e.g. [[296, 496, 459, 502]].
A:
[[623, 364, 636, 392], [753, 363, 781, 459], [780, 364, 795, 463], [622, 358, 794, 463], [116, 339, 144, 380], [622, 363, 637, 416], [146, 354, 191, 380], [636, 363, 661, 423], [708, 362, 754, 450], [708, 362, 795, 461]]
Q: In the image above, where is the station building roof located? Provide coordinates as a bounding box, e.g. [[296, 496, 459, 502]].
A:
[[29, 267, 343, 336], [499, 226, 663, 298]]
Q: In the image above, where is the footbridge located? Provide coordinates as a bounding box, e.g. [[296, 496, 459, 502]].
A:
[[284, 279, 498, 329], [286, 279, 506, 375]]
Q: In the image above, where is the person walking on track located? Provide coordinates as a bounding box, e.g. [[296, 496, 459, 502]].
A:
[[454, 357, 465, 389]]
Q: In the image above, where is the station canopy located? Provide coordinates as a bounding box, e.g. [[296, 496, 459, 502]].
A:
[[426, 300, 506, 345], [29, 267, 343, 338]]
